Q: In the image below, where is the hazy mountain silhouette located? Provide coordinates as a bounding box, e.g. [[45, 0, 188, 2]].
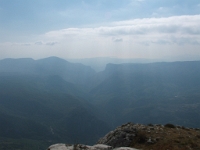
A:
[[0, 58, 109, 149], [88, 61, 200, 127], [0, 57, 95, 87], [1, 57, 200, 149]]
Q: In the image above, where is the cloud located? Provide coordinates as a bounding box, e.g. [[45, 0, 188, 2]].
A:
[[151, 39, 171, 45], [103, 15, 200, 35], [35, 41, 43, 45], [170, 36, 200, 45], [34, 41, 58, 46], [21, 43, 31, 46], [112, 38, 123, 42], [2, 14, 200, 60], [46, 42, 58, 46], [44, 15, 200, 46]]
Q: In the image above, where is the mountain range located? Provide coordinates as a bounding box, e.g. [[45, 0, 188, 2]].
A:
[[0, 57, 200, 149]]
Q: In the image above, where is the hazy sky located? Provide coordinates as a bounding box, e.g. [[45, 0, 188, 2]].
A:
[[1, 0, 200, 60]]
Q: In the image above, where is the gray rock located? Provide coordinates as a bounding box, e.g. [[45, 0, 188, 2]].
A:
[[47, 144, 112, 150], [114, 147, 140, 150], [47, 144, 140, 150], [98, 123, 136, 148]]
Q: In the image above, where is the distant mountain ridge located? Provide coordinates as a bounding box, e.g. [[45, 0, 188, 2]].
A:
[[0, 59, 109, 149], [88, 61, 200, 128], [67, 57, 160, 72], [0, 57, 95, 87], [1, 57, 200, 149]]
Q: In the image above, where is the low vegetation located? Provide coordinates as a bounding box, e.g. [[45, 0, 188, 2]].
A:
[[164, 123, 176, 128], [130, 123, 200, 150]]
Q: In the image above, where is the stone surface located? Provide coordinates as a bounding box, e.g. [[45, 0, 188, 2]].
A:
[[48, 144, 71, 150], [47, 144, 139, 150], [47, 122, 200, 150], [98, 123, 136, 148], [48, 144, 113, 150], [114, 147, 139, 150]]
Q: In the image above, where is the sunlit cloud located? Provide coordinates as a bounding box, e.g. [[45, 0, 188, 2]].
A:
[[1, 15, 200, 60], [43, 15, 200, 46]]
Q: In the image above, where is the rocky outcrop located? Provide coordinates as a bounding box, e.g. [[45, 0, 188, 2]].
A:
[[47, 143, 139, 150], [48, 122, 200, 150], [47, 122, 140, 150], [98, 123, 136, 148], [47, 144, 111, 150], [98, 122, 200, 150]]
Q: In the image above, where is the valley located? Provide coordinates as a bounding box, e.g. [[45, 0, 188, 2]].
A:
[[0, 57, 200, 149]]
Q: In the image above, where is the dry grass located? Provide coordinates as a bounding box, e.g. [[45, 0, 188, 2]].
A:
[[130, 124, 200, 150]]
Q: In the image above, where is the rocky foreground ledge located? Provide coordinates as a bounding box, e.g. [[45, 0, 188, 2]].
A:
[[47, 144, 139, 150], [48, 122, 200, 150]]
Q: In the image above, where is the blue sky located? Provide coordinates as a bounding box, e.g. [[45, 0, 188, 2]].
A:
[[0, 0, 200, 60]]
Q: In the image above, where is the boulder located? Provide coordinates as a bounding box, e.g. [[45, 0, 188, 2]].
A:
[[47, 144, 112, 150], [47, 143, 72, 150], [98, 123, 136, 148], [114, 148, 139, 150], [47, 144, 139, 150]]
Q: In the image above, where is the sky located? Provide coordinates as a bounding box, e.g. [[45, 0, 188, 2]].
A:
[[0, 0, 200, 60]]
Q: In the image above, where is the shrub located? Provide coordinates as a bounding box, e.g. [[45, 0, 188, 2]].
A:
[[147, 123, 153, 126], [130, 130, 147, 146], [136, 131, 147, 144], [196, 135, 200, 139], [164, 123, 176, 128]]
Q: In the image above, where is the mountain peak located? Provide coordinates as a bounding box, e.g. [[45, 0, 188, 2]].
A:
[[38, 56, 70, 63]]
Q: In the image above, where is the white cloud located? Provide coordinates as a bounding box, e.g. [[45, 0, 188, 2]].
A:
[[46, 42, 58, 46], [41, 15, 200, 59], [34, 41, 58, 46], [35, 41, 43, 45], [1, 15, 200, 60], [21, 43, 31, 46], [112, 37, 123, 42], [112, 15, 200, 34], [43, 15, 200, 45]]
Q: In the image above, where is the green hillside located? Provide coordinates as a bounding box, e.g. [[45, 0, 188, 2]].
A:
[[1, 58, 200, 149], [0, 74, 110, 149], [89, 62, 200, 127]]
